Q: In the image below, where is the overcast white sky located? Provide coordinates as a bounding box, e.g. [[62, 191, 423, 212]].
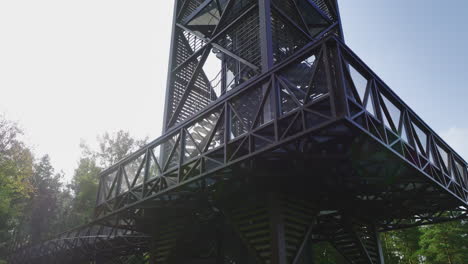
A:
[[0, 1, 174, 181], [1, 1, 467, 182]]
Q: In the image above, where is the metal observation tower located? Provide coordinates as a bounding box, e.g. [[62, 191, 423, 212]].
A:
[[10, 0, 468, 263]]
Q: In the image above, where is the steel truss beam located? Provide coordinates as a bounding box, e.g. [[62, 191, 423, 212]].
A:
[[93, 36, 467, 219], [8, 222, 150, 263]]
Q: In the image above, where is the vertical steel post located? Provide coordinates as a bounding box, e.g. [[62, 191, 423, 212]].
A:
[[216, 225, 225, 264], [332, 0, 345, 42], [374, 224, 386, 264], [143, 148, 151, 198], [327, 40, 350, 119], [162, 0, 181, 133], [258, 0, 276, 126], [258, 0, 274, 72], [224, 101, 230, 163], [269, 193, 287, 264], [149, 231, 157, 264]]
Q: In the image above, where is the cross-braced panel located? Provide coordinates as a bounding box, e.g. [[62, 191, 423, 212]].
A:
[[164, 0, 343, 130], [95, 36, 467, 220]]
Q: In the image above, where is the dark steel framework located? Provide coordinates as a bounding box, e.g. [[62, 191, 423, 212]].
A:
[[9, 0, 468, 263]]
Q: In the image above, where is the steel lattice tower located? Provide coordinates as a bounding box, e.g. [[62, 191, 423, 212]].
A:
[[9, 1, 468, 263]]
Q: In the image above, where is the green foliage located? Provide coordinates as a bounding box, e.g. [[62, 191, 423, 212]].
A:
[[0, 124, 148, 261], [82, 130, 148, 168], [27, 155, 64, 243], [312, 242, 348, 264], [0, 117, 33, 257], [379, 220, 468, 264], [66, 130, 147, 227], [67, 157, 101, 226], [382, 232, 404, 264], [307, 222, 468, 264], [418, 221, 468, 264], [381, 228, 423, 264], [53, 186, 74, 233]]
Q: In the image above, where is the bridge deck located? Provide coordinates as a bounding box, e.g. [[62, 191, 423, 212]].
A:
[[9, 224, 149, 264]]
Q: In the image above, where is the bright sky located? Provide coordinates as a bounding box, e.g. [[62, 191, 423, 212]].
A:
[[0, 1, 467, 182]]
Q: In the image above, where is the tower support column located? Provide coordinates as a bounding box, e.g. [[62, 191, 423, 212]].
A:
[[258, 0, 274, 72], [268, 194, 287, 264]]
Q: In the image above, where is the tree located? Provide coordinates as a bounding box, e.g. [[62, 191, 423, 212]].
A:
[[381, 228, 422, 264], [0, 117, 33, 257], [68, 157, 101, 226], [418, 220, 468, 264], [312, 242, 348, 264], [27, 155, 63, 243], [382, 231, 405, 264], [67, 130, 147, 226], [82, 130, 147, 168], [53, 185, 74, 233]]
